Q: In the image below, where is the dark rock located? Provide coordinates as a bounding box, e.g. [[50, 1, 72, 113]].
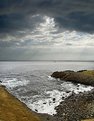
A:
[[64, 70, 74, 72], [53, 98, 56, 102], [77, 70, 87, 72], [62, 97, 65, 99], [66, 90, 71, 93], [51, 70, 94, 86], [35, 109, 38, 112], [43, 102, 47, 104]]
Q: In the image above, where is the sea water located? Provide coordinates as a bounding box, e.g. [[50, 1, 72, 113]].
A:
[[0, 61, 94, 115]]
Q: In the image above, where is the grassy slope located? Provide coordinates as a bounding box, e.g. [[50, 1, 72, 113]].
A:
[[0, 86, 41, 121], [81, 70, 94, 76]]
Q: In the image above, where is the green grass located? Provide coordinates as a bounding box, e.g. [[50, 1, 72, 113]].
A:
[[80, 70, 94, 77]]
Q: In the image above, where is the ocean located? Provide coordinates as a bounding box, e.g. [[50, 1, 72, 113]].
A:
[[0, 61, 94, 115]]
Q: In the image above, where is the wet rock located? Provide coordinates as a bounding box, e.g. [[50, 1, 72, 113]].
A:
[[53, 98, 56, 103], [62, 96, 65, 99], [66, 90, 71, 93], [35, 109, 38, 112], [43, 102, 47, 104]]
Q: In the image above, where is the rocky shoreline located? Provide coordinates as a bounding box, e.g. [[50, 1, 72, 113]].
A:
[[0, 85, 56, 121], [0, 70, 94, 121], [0, 85, 94, 121], [50, 70, 94, 121], [54, 89, 94, 121], [39, 89, 94, 121]]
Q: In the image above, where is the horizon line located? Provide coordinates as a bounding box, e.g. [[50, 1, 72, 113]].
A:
[[0, 60, 94, 62]]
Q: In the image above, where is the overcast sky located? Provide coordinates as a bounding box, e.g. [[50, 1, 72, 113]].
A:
[[0, 0, 94, 60]]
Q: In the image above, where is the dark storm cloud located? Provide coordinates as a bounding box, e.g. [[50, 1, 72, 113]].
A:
[[0, 13, 44, 34], [1, 0, 94, 33]]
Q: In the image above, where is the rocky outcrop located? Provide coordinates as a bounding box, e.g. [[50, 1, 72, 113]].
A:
[[51, 70, 94, 86]]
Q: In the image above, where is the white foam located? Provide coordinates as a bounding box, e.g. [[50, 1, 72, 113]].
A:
[[48, 76, 55, 80], [1, 78, 29, 89], [27, 82, 94, 115], [27, 90, 68, 115], [61, 82, 93, 94], [27, 90, 72, 115]]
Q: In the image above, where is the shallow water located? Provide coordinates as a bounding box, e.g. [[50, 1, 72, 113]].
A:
[[0, 61, 94, 115]]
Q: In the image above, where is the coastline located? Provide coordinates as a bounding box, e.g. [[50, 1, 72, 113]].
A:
[[0, 85, 41, 121], [1, 69, 94, 121], [1, 85, 94, 121], [0, 85, 55, 121]]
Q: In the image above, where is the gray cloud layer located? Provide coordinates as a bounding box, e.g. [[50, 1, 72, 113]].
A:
[[1, 0, 94, 60], [1, 0, 94, 33]]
